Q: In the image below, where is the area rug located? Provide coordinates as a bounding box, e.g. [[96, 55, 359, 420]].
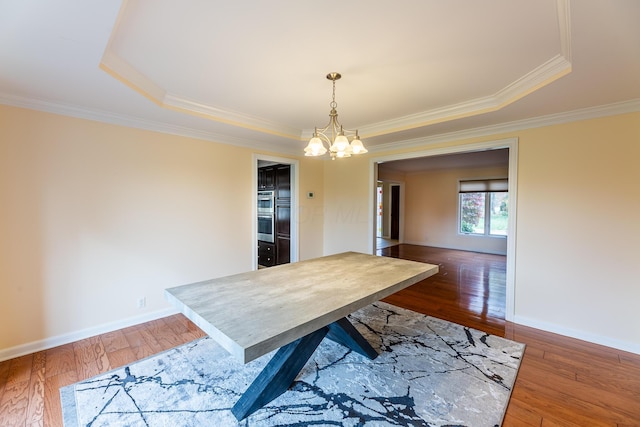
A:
[[60, 302, 525, 426]]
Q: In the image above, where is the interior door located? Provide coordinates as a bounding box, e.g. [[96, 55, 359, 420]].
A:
[[390, 185, 400, 240]]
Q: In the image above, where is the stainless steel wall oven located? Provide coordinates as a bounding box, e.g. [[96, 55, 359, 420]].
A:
[[257, 190, 275, 214], [257, 191, 275, 243]]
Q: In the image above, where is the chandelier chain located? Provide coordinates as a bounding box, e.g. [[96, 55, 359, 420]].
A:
[[331, 79, 337, 110]]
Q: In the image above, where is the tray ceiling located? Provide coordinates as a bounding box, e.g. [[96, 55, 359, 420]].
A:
[[1, 0, 638, 154]]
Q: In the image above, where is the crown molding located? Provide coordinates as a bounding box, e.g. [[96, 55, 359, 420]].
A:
[[99, 50, 167, 105], [355, 0, 573, 139], [99, 0, 573, 143], [101, 47, 571, 144], [2, 92, 637, 158], [0, 92, 301, 155], [99, 0, 303, 144], [368, 98, 640, 154], [557, 0, 572, 61], [163, 93, 301, 140], [360, 54, 572, 139], [100, 51, 302, 141]]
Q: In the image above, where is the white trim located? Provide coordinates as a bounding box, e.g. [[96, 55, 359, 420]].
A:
[[402, 240, 507, 256], [369, 162, 378, 251], [374, 138, 517, 163], [100, 49, 167, 102], [361, 55, 571, 138], [0, 307, 178, 363], [370, 138, 519, 322], [514, 315, 640, 355], [363, 0, 572, 138], [100, 0, 574, 143], [1, 91, 637, 159], [99, 0, 573, 142], [100, 49, 301, 140], [557, 0, 572, 61], [164, 94, 301, 139], [505, 140, 518, 322], [368, 99, 640, 154], [0, 92, 302, 156]]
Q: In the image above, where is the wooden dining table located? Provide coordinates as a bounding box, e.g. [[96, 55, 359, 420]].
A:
[[165, 251, 438, 420]]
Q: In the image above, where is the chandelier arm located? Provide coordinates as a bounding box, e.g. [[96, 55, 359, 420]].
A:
[[305, 72, 367, 158], [313, 132, 333, 145], [315, 122, 334, 135]]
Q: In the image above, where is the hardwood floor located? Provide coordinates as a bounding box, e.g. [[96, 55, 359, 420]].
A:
[[0, 244, 638, 426], [0, 315, 207, 426], [381, 244, 507, 336], [380, 245, 640, 427]]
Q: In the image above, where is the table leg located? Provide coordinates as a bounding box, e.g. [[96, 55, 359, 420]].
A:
[[231, 316, 378, 420], [327, 317, 379, 360], [231, 327, 329, 420]]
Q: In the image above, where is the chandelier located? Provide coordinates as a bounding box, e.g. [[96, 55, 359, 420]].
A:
[[304, 72, 368, 159]]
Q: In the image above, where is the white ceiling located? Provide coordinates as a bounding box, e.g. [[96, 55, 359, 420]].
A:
[[1, 0, 639, 156]]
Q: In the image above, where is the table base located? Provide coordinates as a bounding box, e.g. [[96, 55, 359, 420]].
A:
[[231, 317, 378, 420]]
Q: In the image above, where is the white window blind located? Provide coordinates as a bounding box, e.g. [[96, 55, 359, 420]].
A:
[[459, 179, 508, 193]]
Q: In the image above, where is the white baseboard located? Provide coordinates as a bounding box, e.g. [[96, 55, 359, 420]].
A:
[[513, 315, 640, 355], [402, 240, 507, 256], [0, 307, 180, 363], [4, 308, 636, 363]]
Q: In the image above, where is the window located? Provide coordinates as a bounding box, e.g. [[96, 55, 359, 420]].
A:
[[459, 179, 508, 236]]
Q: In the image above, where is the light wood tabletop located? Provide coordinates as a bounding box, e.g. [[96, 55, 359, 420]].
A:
[[165, 251, 438, 363], [165, 251, 438, 419]]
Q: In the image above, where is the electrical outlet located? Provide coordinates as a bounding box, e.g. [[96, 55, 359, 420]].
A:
[[137, 297, 146, 309]]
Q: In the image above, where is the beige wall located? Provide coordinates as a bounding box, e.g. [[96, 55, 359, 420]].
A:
[[399, 166, 509, 254], [514, 114, 640, 348], [297, 157, 325, 260], [0, 105, 322, 355], [2, 103, 639, 357], [324, 112, 640, 353], [322, 156, 372, 255]]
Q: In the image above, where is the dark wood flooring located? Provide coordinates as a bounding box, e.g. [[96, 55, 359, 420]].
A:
[[380, 244, 640, 426], [381, 244, 507, 336], [0, 244, 638, 426]]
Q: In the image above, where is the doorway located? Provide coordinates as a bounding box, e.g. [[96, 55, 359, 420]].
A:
[[371, 138, 518, 321], [254, 155, 299, 270], [376, 182, 401, 249]]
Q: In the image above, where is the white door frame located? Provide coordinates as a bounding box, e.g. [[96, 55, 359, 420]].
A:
[[369, 137, 518, 321]]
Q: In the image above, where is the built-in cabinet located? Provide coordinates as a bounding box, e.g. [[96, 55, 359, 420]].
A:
[[258, 166, 276, 190], [257, 241, 275, 267], [275, 164, 290, 265], [275, 165, 290, 200], [258, 163, 290, 267]]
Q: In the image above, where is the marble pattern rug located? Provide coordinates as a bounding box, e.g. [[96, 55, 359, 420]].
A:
[[61, 302, 525, 426]]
